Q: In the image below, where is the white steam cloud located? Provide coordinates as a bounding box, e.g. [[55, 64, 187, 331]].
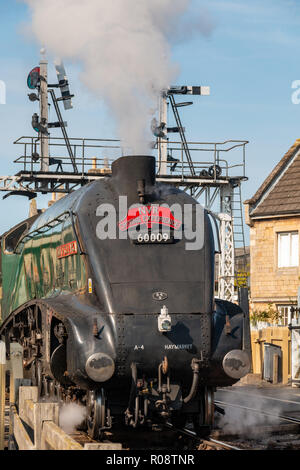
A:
[[24, 0, 213, 154], [216, 389, 284, 439], [59, 402, 87, 434], [217, 402, 282, 438]]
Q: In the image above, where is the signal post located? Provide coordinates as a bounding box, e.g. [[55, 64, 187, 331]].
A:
[[39, 58, 49, 171]]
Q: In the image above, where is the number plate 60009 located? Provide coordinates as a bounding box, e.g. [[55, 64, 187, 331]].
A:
[[133, 232, 174, 244]]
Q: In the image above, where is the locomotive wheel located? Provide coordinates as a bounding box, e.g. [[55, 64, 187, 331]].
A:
[[192, 387, 214, 436], [87, 389, 106, 439], [204, 387, 214, 426]]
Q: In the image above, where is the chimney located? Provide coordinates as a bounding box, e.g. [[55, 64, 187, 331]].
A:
[[111, 155, 155, 205]]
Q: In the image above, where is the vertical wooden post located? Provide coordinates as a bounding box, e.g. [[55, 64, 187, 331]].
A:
[[9, 342, 23, 405], [273, 354, 279, 384], [35, 402, 59, 450], [8, 342, 23, 445], [238, 287, 252, 370], [283, 327, 290, 384], [19, 386, 38, 422], [259, 333, 265, 379], [0, 340, 6, 450]]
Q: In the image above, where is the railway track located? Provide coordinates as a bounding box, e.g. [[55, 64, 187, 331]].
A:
[[200, 438, 242, 451], [11, 384, 300, 451], [164, 422, 242, 450], [67, 421, 243, 451], [70, 423, 242, 451], [212, 395, 300, 450], [215, 400, 300, 425], [53, 394, 300, 451]]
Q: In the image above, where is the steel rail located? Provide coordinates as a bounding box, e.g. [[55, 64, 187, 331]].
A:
[[205, 437, 242, 451], [215, 400, 300, 425], [218, 388, 300, 406], [164, 422, 242, 450], [70, 423, 243, 451]]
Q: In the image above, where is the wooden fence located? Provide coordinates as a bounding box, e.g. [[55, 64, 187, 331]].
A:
[[251, 327, 291, 384], [0, 340, 121, 450], [10, 385, 122, 450]]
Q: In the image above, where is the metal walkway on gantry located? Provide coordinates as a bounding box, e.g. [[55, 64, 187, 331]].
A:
[[2, 135, 248, 194]]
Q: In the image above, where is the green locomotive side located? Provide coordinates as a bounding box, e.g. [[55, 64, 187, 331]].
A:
[[1, 208, 87, 322]]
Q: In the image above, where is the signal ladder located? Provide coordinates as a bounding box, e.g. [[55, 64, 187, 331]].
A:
[[231, 182, 248, 287]]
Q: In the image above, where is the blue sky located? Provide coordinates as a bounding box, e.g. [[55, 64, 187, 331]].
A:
[[1, 0, 300, 242]]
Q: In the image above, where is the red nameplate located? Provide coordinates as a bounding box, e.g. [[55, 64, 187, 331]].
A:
[[57, 240, 77, 259], [119, 205, 182, 232]]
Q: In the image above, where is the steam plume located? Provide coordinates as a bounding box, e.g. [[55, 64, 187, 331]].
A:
[[59, 402, 86, 434], [24, 0, 212, 153], [217, 390, 284, 438]]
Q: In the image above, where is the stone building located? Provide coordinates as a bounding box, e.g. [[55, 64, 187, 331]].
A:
[[244, 139, 300, 325]]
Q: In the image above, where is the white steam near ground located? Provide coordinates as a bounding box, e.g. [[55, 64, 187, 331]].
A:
[[39, 397, 86, 434], [23, 0, 213, 154], [216, 390, 284, 438], [59, 402, 87, 434]]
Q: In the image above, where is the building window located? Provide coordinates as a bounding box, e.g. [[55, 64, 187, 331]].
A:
[[277, 231, 298, 267], [277, 305, 291, 326], [277, 305, 299, 326]]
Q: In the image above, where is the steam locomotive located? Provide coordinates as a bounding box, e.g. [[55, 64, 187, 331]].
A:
[[0, 155, 250, 438]]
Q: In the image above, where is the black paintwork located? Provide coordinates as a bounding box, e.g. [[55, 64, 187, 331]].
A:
[[1, 155, 246, 397], [50, 156, 244, 390]]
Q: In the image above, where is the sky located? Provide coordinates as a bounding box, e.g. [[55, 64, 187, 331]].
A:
[[1, 0, 300, 243]]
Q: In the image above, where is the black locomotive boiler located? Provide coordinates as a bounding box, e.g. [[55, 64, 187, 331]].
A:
[[0, 155, 250, 437]]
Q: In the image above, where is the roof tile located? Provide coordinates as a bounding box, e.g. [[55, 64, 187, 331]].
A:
[[248, 140, 300, 217]]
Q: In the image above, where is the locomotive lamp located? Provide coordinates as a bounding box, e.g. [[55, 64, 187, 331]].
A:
[[158, 305, 172, 332]]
